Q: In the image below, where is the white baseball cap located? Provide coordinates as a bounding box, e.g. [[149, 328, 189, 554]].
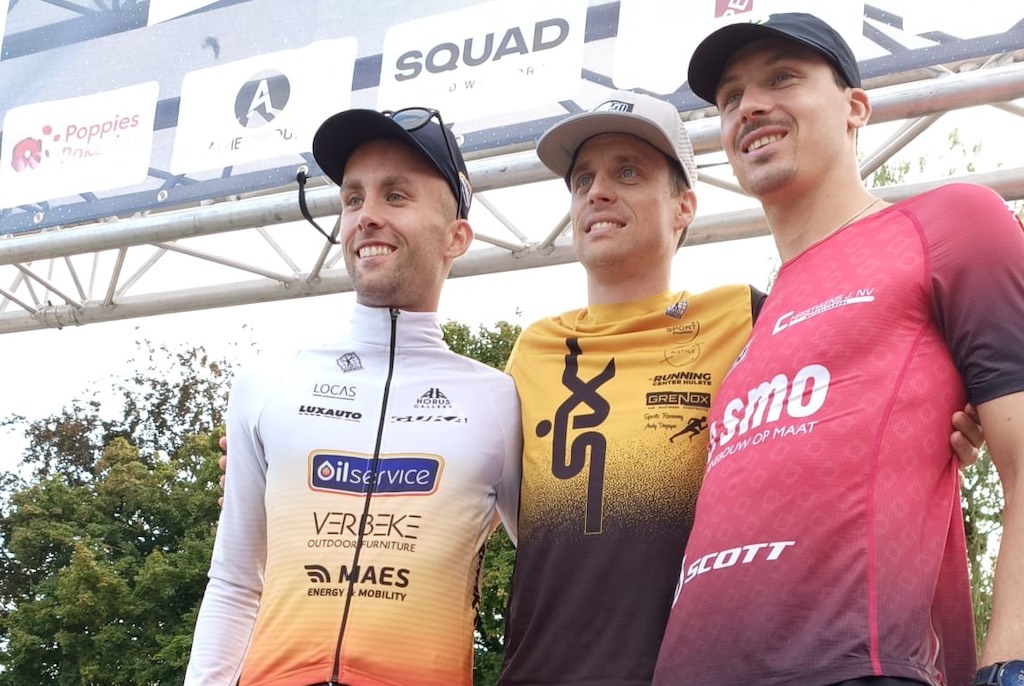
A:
[[536, 90, 697, 189]]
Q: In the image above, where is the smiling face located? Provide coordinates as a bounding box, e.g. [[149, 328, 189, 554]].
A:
[[338, 138, 471, 312], [715, 38, 867, 203], [568, 133, 695, 301]]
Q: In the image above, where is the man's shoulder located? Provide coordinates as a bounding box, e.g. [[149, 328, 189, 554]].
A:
[[903, 182, 1007, 214]]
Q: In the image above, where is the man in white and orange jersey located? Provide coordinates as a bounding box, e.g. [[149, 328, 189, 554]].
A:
[[655, 13, 1024, 686], [184, 107, 521, 686]]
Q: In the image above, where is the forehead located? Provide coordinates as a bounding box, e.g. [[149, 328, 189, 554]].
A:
[[573, 132, 668, 169], [720, 37, 832, 82], [342, 137, 438, 183]]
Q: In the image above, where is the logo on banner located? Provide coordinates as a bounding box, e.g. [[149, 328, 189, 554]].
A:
[[716, 0, 754, 17], [10, 134, 47, 173], [170, 39, 355, 175], [0, 82, 158, 209], [8, 115, 143, 174], [235, 70, 291, 128], [379, 0, 587, 121]]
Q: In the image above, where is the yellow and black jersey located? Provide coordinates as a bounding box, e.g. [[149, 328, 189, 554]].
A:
[[500, 286, 763, 686]]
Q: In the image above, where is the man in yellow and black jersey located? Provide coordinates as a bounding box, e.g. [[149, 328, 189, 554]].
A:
[[497, 90, 763, 686]]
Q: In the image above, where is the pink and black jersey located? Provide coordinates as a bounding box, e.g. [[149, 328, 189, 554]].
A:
[[654, 184, 1024, 686]]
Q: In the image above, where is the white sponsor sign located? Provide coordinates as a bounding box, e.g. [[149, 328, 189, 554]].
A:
[[0, 82, 159, 209], [613, 0, 865, 96], [147, 0, 223, 25], [0, 8, 8, 55], [877, 0, 1022, 37], [171, 39, 356, 175], [378, 0, 587, 121]]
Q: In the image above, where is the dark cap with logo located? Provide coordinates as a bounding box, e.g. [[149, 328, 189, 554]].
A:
[[312, 108, 472, 219], [687, 12, 861, 105]]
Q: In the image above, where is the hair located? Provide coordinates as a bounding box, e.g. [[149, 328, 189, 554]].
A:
[[664, 155, 693, 249], [440, 187, 459, 221], [830, 64, 851, 90]]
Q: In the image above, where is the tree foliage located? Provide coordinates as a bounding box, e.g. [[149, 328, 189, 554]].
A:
[[0, 341, 229, 685], [442, 319, 522, 686], [961, 448, 1003, 651]]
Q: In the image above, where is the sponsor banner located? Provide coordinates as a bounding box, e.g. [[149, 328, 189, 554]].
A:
[[378, 0, 587, 121], [893, 0, 1023, 36], [147, 0, 223, 25], [613, 0, 865, 95], [0, 82, 159, 209], [171, 39, 356, 174]]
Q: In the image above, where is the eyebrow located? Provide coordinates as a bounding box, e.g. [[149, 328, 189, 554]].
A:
[[339, 174, 414, 192], [574, 152, 651, 174]]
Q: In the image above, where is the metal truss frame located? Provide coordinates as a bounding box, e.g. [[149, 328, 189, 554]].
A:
[[1, 59, 1023, 334]]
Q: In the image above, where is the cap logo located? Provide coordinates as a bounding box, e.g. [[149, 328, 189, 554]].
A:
[[594, 100, 634, 113], [458, 171, 473, 214]]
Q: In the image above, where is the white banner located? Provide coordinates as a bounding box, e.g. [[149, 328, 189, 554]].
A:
[[170, 39, 357, 175], [613, 0, 865, 95], [147, 0, 224, 25], [378, 0, 587, 122], [879, 0, 1023, 36], [0, 82, 159, 209], [0, 8, 8, 55]]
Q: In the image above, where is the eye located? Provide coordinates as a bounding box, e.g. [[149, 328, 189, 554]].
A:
[[771, 71, 795, 86], [717, 90, 742, 110], [387, 191, 405, 202], [573, 174, 593, 192], [621, 167, 637, 179], [343, 194, 363, 209]]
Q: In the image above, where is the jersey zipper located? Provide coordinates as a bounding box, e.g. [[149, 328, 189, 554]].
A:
[[328, 307, 400, 685]]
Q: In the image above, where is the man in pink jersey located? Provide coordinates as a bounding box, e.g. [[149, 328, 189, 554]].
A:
[[654, 13, 1024, 686]]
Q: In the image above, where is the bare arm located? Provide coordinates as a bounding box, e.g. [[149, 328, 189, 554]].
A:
[[977, 390, 1024, 664]]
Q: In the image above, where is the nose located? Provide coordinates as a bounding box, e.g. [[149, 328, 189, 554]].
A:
[[585, 172, 616, 205], [354, 196, 384, 231], [737, 84, 771, 122]]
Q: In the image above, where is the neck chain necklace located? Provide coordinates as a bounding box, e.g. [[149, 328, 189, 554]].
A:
[[834, 196, 882, 233]]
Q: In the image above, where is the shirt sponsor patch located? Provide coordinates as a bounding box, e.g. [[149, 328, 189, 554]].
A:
[[309, 452, 443, 495]]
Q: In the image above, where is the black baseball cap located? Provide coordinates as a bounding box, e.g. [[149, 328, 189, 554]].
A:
[[687, 12, 861, 105], [312, 108, 472, 219]]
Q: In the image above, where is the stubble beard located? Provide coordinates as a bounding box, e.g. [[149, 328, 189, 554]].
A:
[[739, 161, 798, 201], [347, 254, 404, 309]]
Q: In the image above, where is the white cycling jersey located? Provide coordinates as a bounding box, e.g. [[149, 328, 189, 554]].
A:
[[185, 304, 522, 686]]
